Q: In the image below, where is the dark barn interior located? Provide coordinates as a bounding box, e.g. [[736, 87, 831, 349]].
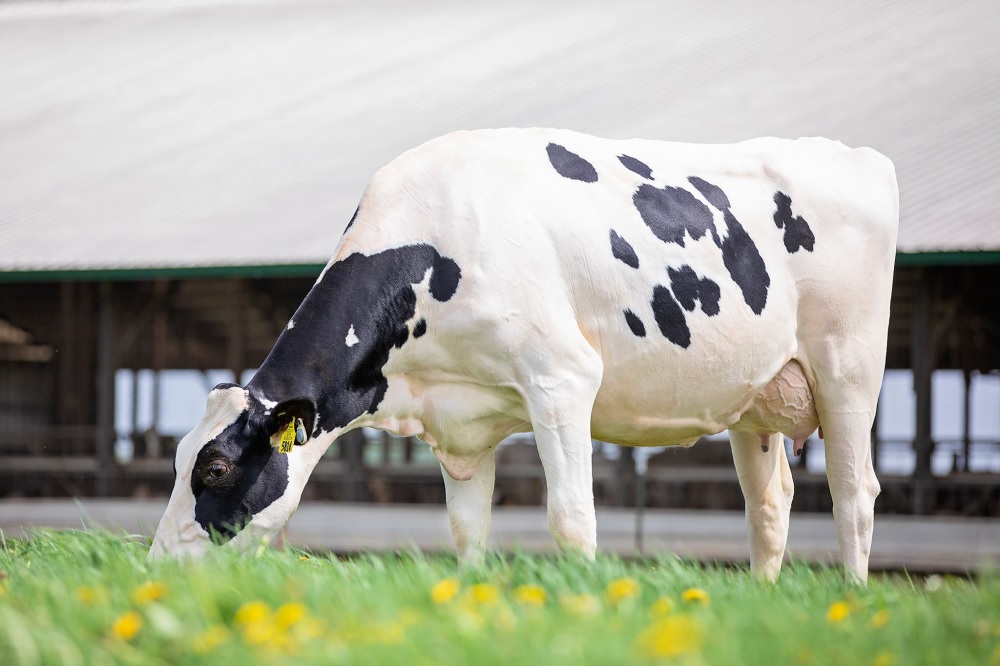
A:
[[2, 257, 998, 515]]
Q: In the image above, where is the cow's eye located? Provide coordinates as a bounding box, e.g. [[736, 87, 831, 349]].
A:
[[208, 461, 231, 480]]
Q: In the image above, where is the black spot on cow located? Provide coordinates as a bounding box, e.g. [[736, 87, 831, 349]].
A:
[[191, 404, 289, 540], [624, 309, 646, 337], [546, 143, 598, 183], [688, 177, 770, 315], [773, 191, 815, 253], [413, 319, 427, 338], [651, 285, 691, 348], [633, 183, 718, 247], [610, 229, 640, 268], [668, 265, 721, 316], [430, 254, 462, 301], [248, 244, 462, 430], [618, 155, 653, 180]]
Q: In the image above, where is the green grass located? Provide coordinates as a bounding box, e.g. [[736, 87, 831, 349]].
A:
[[0, 530, 998, 665]]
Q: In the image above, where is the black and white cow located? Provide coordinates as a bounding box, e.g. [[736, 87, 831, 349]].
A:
[[150, 129, 898, 583]]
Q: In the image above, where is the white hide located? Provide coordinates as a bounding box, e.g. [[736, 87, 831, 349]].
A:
[[338, 129, 898, 583]]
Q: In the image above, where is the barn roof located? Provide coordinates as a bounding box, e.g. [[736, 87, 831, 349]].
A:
[[1, 0, 998, 280]]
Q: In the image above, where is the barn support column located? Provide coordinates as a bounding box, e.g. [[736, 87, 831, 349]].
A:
[[340, 429, 368, 502], [962, 369, 972, 472], [615, 446, 635, 507], [911, 269, 935, 513], [95, 282, 116, 496], [228, 279, 246, 383], [149, 280, 169, 459]]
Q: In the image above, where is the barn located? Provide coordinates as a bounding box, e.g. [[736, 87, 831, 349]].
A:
[[1, 0, 998, 515]]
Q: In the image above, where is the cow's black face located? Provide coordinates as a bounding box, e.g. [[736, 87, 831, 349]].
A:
[[150, 385, 318, 558], [190, 407, 289, 541]]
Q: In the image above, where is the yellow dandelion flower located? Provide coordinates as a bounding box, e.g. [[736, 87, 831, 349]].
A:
[[234, 600, 271, 626], [873, 650, 896, 666], [131, 581, 167, 605], [192, 625, 229, 654], [635, 613, 704, 658], [241, 621, 274, 646], [870, 609, 890, 629], [651, 597, 675, 617], [826, 600, 851, 623], [561, 593, 601, 616], [682, 588, 710, 605], [267, 631, 292, 653], [299, 555, 310, 561], [0, 585, 6, 598], [468, 583, 500, 605], [274, 602, 307, 629], [606, 577, 640, 605], [430, 578, 461, 604], [111, 611, 143, 641], [513, 584, 547, 606]]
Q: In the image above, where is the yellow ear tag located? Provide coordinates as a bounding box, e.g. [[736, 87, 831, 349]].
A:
[[278, 420, 296, 454]]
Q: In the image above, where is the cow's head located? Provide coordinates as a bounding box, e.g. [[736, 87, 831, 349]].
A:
[[148, 383, 324, 559]]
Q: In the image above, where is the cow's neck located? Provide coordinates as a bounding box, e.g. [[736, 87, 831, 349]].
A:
[[245, 244, 456, 436]]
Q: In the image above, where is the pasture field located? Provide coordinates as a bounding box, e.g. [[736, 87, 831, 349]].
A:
[[0, 531, 998, 665]]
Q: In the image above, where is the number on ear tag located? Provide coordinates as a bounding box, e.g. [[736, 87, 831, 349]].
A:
[[278, 421, 296, 454]]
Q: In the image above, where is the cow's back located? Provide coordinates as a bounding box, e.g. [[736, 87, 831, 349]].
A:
[[336, 129, 898, 448]]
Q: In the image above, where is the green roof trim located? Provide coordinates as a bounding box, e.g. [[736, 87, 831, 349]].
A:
[[1, 251, 998, 283], [894, 251, 1000, 266], [0, 263, 328, 284]]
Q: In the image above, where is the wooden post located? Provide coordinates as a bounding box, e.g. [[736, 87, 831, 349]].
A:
[[341, 429, 367, 502], [911, 269, 934, 513], [615, 446, 635, 507], [962, 369, 972, 472], [57, 282, 76, 427], [95, 282, 115, 496], [228, 279, 246, 384], [150, 280, 169, 457]]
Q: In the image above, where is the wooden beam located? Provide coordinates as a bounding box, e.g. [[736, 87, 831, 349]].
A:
[[911, 268, 935, 513], [95, 282, 115, 496]]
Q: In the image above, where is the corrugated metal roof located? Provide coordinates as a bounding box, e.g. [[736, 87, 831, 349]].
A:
[[1, 0, 998, 274]]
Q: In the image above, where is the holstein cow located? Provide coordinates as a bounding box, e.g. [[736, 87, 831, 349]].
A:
[[150, 128, 898, 583]]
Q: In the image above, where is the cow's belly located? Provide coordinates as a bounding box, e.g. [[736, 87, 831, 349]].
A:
[[591, 357, 817, 447]]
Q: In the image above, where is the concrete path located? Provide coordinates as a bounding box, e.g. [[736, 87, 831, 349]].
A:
[[1, 499, 997, 573]]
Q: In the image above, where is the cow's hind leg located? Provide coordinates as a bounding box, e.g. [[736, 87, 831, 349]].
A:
[[441, 452, 496, 568], [730, 431, 794, 581], [810, 341, 884, 584], [818, 408, 880, 584]]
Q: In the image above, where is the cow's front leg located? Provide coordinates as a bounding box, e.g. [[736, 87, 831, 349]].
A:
[[441, 452, 495, 568], [730, 431, 794, 582], [527, 382, 601, 558], [534, 420, 597, 559]]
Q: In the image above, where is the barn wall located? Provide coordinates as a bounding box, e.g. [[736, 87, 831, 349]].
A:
[[0, 262, 997, 514]]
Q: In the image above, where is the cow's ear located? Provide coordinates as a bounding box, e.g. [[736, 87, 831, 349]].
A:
[[266, 398, 316, 447]]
